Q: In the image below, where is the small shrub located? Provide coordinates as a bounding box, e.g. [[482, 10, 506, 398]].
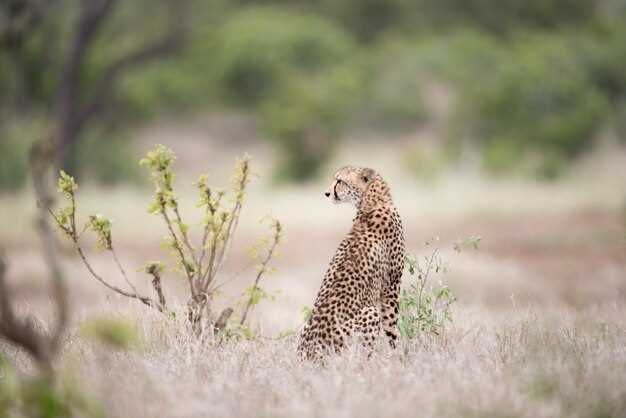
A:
[[398, 236, 479, 343], [398, 246, 456, 341], [50, 145, 282, 336]]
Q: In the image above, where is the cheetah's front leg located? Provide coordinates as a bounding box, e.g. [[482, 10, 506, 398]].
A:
[[355, 306, 381, 352]]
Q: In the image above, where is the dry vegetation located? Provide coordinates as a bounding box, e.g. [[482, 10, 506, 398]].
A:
[[1, 139, 625, 418], [5, 303, 625, 418]]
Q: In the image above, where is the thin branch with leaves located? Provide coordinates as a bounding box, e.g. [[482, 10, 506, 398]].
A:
[[399, 236, 480, 342], [240, 219, 282, 326], [52, 171, 165, 312], [48, 145, 282, 335]]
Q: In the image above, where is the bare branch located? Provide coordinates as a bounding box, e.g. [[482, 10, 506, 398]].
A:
[[55, 0, 189, 165], [111, 247, 139, 296], [146, 265, 167, 313], [214, 307, 233, 335], [76, 247, 158, 311], [214, 201, 243, 276], [57, 0, 115, 117], [0, 250, 51, 371], [54, 0, 116, 164], [29, 140, 69, 355], [207, 158, 251, 289]]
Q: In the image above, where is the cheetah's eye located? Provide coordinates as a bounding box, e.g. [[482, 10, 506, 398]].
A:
[[362, 176, 369, 183]]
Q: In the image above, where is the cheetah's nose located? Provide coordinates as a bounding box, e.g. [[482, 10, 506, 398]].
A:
[[324, 192, 331, 197]]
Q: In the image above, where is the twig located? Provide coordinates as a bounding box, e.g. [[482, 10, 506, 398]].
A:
[[111, 247, 140, 297], [212, 158, 250, 287], [200, 217, 226, 290], [213, 197, 244, 282], [160, 204, 196, 297], [76, 247, 157, 310], [416, 248, 438, 314], [214, 307, 233, 335], [197, 191, 223, 276], [146, 265, 167, 312], [211, 261, 255, 294], [172, 205, 197, 262], [240, 221, 281, 326]]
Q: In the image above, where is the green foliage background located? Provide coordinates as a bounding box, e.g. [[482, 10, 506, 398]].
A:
[[2, 0, 626, 186]]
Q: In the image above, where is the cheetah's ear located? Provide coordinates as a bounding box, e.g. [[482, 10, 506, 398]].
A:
[[361, 168, 375, 183]]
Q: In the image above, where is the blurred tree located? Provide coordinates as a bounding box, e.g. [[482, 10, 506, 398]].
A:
[[0, 0, 189, 182]]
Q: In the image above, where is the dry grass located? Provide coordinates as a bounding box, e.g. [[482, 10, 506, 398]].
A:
[[5, 302, 625, 418], [1, 137, 625, 417]]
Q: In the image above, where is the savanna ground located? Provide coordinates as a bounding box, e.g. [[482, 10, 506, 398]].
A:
[[1, 126, 626, 418]]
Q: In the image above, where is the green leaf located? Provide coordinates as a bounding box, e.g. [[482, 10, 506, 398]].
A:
[[301, 305, 313, 323], [57, 170, 78, 194]]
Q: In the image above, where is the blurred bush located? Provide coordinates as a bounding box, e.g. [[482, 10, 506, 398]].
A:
[[4, 0, 626, 185], [405, 146, 446, 182], [94, 9, 626, 181], [412, 0, 599, 34], [0, 119, 45, 191], [464, 35, 609, 178], [213, 8, 365, 181], [615, 101, 626, 144], [406, 30, 616, 178], [574, 26, 626, 102], [315, 0, 415, 42], [261, 65, 364, 181], [0, 136, 31, 191], [358, 40, 428, 130], [213, 8, 356, 105], [67, 132, 140, 185]]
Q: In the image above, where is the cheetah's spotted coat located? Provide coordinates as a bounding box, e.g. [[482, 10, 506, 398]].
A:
[[298, 166, 405, 360]]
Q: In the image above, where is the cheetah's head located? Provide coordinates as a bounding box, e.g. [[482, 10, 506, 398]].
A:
[[324, 166, 378, 207]]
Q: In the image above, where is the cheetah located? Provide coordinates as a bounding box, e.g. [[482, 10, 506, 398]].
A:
[[297, 166, 405, 360]]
